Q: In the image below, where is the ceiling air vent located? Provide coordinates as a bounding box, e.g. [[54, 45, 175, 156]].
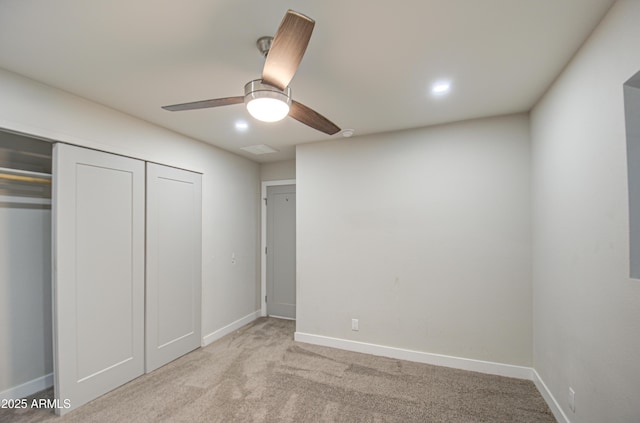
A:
[[240, 144, 279, 155]]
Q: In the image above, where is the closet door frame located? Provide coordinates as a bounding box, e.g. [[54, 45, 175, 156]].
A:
[[2, 124, 206, 413]]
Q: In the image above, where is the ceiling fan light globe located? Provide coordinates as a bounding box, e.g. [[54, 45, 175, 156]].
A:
[[244, 79, 292, 123], [246, 97, 290, 122]]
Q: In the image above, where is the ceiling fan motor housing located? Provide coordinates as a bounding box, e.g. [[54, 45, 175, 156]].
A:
[[244, 79, 291, 104]]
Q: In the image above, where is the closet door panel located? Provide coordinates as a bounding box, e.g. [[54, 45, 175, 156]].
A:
[[53, 143, 145, 415], [146, 163, 202, 372]]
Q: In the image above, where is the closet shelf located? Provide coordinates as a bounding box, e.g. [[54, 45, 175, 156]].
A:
[[0, 166, 52, 184], [0, 195, 51, 205]]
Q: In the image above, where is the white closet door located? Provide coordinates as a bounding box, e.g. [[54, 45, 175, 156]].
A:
[[145, 163, 202, 372], [52, 143, 145, 415]]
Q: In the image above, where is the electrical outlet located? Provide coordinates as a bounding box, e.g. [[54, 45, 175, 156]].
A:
[[351, 318, 359, 331], [569, 387, 575, 412]]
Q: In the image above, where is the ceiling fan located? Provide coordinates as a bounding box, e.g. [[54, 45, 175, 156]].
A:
[[162, 10, 340, 135]]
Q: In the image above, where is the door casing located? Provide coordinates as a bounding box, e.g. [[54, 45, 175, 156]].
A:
[[260, 179, 295, 317]]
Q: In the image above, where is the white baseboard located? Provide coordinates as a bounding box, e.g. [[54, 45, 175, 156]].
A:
[[0, 373, 53, 401], [269, 315, 296, 321], [202, 310, 261, 347], [294, 332, 534, 380], [532, 369, 570, 423], [294, 332, 572, 420]]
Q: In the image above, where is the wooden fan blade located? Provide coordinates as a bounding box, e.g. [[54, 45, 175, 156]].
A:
[[262, 10, 315, 90], [162, 96, 244, 111], [289, 101, 340, 135]]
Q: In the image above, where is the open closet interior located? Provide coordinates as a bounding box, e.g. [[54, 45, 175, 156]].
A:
[[0, 131, 53, 399]]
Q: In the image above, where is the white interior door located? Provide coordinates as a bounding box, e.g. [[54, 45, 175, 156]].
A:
[[266, 184, 296, 319], [145, 163, 202, 372], [52, 143, 145, 415]]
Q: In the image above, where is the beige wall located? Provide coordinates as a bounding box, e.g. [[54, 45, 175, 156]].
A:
[[531, 1, 640, 421], [260, 159, 295, 181], [296, 114, 532, 366]]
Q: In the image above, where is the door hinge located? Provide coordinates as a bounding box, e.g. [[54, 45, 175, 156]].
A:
[[264, 197, 267, 206], [265, 295, 267, 303], [265, 246, 267, 255]]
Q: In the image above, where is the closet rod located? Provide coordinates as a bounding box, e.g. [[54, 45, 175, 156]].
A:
[[0, 166, 51, 184]]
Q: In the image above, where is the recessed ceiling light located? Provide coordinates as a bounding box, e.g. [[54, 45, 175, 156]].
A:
[[431, 81, 451, 95], [235, 120, 249, 131]]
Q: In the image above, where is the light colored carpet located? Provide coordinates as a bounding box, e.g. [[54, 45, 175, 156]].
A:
[[1, 317, 555, 422]]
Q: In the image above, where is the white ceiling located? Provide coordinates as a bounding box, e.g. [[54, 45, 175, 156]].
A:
[[0, 0, 615, 163]]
